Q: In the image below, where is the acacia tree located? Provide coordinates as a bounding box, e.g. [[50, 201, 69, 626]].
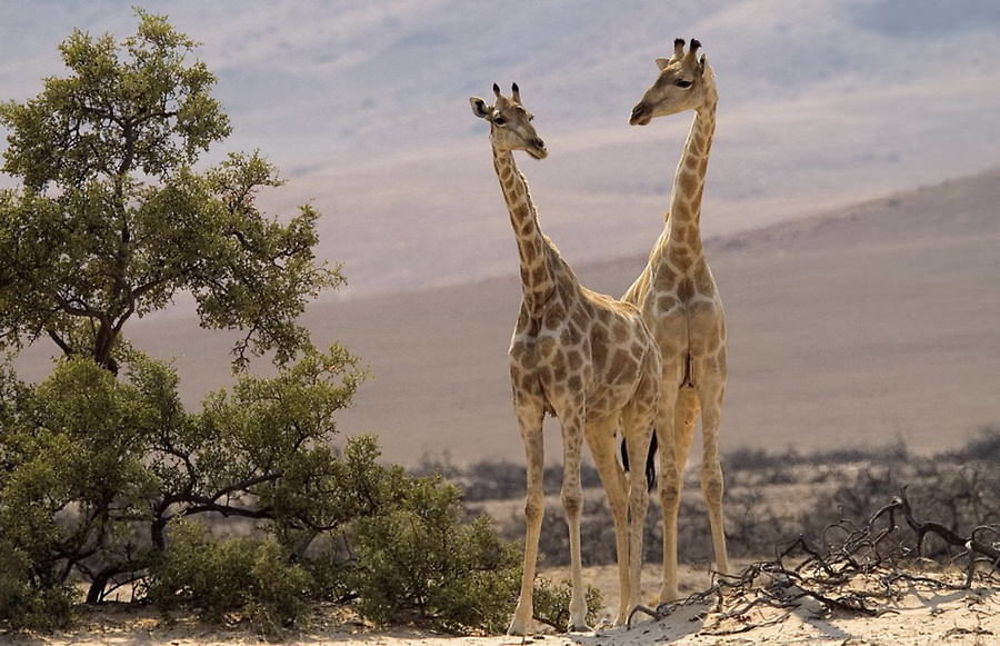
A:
[[0, 10, 355, 615], [0, 10, 340, 372]]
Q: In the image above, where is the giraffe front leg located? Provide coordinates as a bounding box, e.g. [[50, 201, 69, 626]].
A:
[[560, 411, 590, 632], [697, 369, 730, 578], [508, 401, 545, 636]]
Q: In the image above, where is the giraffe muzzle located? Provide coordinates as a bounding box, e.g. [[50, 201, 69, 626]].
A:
[[630, 103, 652, 126], [527, 139, 548, 159]]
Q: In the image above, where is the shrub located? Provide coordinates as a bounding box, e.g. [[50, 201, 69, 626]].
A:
[[148, 520, 313, 634], [351, 474, 522, 633], [531, 577, 603, 632], [0, 540, 73, 630]]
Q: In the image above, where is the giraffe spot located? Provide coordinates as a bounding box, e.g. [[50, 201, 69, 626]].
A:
[[560, 326, 581, 346], [552, 353, 568, 381], [679, 170, 698, 196], [685, 155, 699, 170], [513, 205, 529, 219], [608, 349, 633, 382], [539, 337, 557, 357], [567, 374, 583, 392], [678, 278, 695, 301], [612, 321, 629, 343], [654, 272, 677, 291], [544, 305, 565, 330], [537, 366, 552, 383], [572, 309, 589, 328], [567, 350, 583, 370], [530, 265, 547, 284], [620, 356, 638, 382], [591, 326, 609, 369], [658, 295, 678, 313]]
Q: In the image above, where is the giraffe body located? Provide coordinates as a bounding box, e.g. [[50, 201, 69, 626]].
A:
[[626, 39, 731, 603], [471, 85, 661, 634]]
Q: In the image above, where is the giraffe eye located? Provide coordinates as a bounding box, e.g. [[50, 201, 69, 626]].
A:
[[528, 114, 534, 122], [675, 79, 693, 88], [493, 116, 507, 126]]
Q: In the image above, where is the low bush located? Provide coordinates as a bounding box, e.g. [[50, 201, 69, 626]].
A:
[[351, 473, 521, 633], [0, 540, 74, 630], [148, 520, 313, 634]]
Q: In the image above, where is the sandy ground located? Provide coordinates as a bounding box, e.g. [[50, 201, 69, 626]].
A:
[[6, 564, 997, 645]]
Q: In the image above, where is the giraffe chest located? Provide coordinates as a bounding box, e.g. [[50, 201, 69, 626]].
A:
[[508, 312, 648, 417]]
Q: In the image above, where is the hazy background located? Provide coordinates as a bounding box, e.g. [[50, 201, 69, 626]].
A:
[[4, 1, 1000, 463]]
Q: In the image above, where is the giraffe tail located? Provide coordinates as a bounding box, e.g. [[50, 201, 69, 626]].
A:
[[620, 433, 657, 491]]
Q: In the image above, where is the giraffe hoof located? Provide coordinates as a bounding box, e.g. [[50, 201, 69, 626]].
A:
[[507, 617, 529, 636], [568, 621, 592, 633]]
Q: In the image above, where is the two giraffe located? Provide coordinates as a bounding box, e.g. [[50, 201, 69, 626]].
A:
[[470, 38, 728, 634]]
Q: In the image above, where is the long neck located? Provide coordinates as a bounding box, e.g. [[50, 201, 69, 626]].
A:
[[492, 146, 555, 316], [666, 91, 717, 253]]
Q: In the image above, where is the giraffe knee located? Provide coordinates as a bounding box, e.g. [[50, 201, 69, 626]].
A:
[[524, 496, 544, 523], [561, 488, 583, 517], [700, 466, 724, 501], [659, 470, 682, 508]]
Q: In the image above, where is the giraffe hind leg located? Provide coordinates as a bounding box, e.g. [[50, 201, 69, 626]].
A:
[[586, 420, 631, 626], [697, 372, 730, 577], [659, 386, 698, 604]]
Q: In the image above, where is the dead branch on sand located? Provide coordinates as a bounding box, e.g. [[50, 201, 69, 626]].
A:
[[628, 488, 1000, 635]]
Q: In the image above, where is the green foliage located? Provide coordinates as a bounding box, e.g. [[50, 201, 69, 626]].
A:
[[350, 473, 522, 633], [0, 540, 73, 630], [0, 357, 160, 593], [530, 578, 603, 632], [149, 520, 312, 634], [0, 345, 363, 627], [0, 9, 340, 371]]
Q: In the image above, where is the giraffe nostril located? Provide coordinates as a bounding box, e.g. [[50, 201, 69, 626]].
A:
[[533, 138, 545, 149]]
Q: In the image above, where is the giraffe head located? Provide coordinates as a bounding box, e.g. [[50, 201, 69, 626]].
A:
[[629, 38, 716, 126], [470, 83, 548, 159]]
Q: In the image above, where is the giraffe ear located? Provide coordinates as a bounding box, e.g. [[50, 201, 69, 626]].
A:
[[470, 96, 492, 120], [699, 54, 708, 74], [655, 57, 671, 70]]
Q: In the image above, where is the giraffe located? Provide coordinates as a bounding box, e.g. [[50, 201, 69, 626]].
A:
[[623, 38, 730, 603], [470, 83, 661, 633]]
